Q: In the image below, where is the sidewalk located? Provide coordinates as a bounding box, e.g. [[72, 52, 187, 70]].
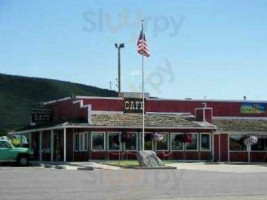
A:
[[165, 162, 267, 173], [31, 161, 267, 173], [31, 161, 121, 170]]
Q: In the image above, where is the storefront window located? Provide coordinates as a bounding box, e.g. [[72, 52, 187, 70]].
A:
[[171, 133, 184, 150], [91, 132, 105, 151], [124, 132, 137, 151], [74, 132, 88, 151], [144, 133, 153, 150], [108, 132, 121, 150], [80, 133, 88, 151], [252, 135, 267, 151], [156, 133, 168, 151], [185, 133, 198, 150], [201, 134, 211, 151], [229, 135, 246, 151]]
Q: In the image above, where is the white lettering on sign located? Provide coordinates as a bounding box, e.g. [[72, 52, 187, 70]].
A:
[[124, 98, 144, 113]]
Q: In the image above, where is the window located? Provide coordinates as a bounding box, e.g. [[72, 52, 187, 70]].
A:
[[91, 132, 105, 151], [79, 133, 88, 151], [185, 133, 198, 150], [0, 141, 12, 148], [124, 132, 137, 151], [144, 133, 153, 150], [252, 135, 267, 151], [108, 132, 121, 151], [229, 135, 246, 151], [74, 132, 88, 151], [170, 133, 184, 150], [156, 133, 168, 151], [200, 133, 211, 151]]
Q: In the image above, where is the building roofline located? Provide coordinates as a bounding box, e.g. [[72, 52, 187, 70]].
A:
[[76, 96, 123, 100], [43, 97, 72, 105], [43, 95, 267, 105], [10, 125, 216, 135], [43, 96, 123, 105], [148, 98, 267, 103], [213, 116, 267, 120]]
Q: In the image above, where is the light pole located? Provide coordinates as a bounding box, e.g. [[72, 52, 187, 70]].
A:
[[115, 43, 124, 95]]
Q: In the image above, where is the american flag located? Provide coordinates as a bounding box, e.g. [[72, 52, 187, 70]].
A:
[[137, 30, 150, 57]]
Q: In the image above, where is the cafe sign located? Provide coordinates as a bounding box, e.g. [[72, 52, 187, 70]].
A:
[[240, 103, 266, 114], [124, 98, 145, 113], [31, 105, 53, 123]]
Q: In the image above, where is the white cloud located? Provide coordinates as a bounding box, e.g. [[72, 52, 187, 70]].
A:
[[131, 69, 141, 76]]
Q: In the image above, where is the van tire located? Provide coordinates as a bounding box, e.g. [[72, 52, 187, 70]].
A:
[[17, 155, 29, 166]]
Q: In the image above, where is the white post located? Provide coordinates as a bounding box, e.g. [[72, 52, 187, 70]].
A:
[[51, 130, 54, 162], [39, 131, 42, 162], [218, 134, 221, 162], [212, 133, 214, 161], [247, 145, 251, 163], [63, 128, 66, 162], [141, 19, 145, 151]]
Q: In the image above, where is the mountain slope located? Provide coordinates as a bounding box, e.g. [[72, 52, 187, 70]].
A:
[[0, 73, 117, 130]]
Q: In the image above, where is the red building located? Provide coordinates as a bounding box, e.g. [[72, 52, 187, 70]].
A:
[[11, 93, 267, 162]]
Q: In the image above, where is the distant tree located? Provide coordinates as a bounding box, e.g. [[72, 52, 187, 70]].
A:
[[0, 128, 7, 137]]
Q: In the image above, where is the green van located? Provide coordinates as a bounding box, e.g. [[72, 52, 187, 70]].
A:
[[0, 139, 34, 166]]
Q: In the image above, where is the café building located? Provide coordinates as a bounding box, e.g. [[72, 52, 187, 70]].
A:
[[11, 93, 267, 162]]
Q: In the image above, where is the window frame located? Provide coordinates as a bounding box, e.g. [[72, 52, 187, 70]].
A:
[[73, 132, 89, 152], [185, 133, 199, 151], [200, 133, 211, 151], [170, 132, 184, 151], [155, 132, 169, 151], [107, 132, 122, 151], [91, 132, 106, 151]]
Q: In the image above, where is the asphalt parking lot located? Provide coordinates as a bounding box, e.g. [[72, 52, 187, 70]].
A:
[[1, 165, 267, 200]]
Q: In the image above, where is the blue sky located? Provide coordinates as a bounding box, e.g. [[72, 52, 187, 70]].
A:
[[1, 0, 267, 100]]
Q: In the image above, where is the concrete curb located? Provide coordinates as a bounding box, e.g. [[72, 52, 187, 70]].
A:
[[44, 164, 55, 169], [55, 165, 67, 170], [134, 166, 177, 170], [77, 167, 94, 171]]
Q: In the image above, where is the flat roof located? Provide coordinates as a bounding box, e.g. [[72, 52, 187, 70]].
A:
[[43, 95, 267, 105]]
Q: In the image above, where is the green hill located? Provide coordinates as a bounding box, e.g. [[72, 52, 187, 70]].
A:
[[0, 73, 117, 132]]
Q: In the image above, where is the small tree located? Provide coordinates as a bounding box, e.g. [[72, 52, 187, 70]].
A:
[[0, 128, 7, 137]]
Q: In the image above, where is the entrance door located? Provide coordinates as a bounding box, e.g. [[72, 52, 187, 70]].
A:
[[54, 133, 61, 161]]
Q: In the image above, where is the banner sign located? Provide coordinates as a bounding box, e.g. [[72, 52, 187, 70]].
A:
[[240, 103, 266, 114], [31, 105, 53, 123], [124, 98, 145, 113]]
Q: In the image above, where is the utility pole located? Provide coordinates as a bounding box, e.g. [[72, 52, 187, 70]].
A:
[[115, 43, 125, 95], [109, 81, 112, 90]]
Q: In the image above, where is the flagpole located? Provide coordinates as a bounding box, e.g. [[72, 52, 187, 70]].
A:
[[141, 19, 145, 151]]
